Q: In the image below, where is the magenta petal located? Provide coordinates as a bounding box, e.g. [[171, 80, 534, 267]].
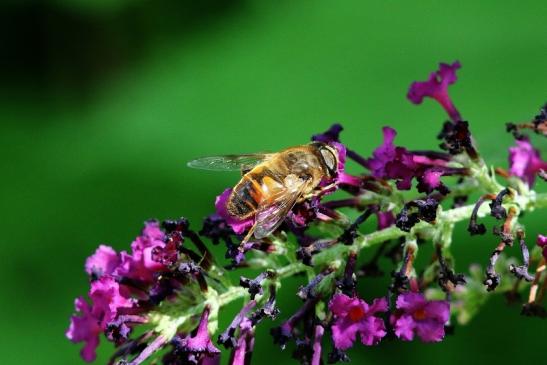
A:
[[508, 138, 547, 187], [407, 61, 462, 121], [538, 235, 547, 260], [329, 294, 387, 350], [421, 169, 443, 190], [131, 220, 165, 252], [376, 211, 395, 230], [331, 319, 359, 350], [89, 276, 134, 327], [328, 293, 353, 317], [415, 319, 446, 342], [423, 300, 450, 323], [358, 317, 387, 346], [367, 127, 417, 190], [85, 245, 120, 278], [393, 314, 415, 341], [368, 297, 388, 314], [215, 188, 254, 235], [395, 292, 427, 312], [66, 297, 101, 362], [176, 307, 221, 355]]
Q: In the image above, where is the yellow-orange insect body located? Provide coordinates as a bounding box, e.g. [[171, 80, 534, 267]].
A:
[[188, 142, 339, 239]]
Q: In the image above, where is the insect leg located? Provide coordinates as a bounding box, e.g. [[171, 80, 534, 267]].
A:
[[238, 224, 257, 252]]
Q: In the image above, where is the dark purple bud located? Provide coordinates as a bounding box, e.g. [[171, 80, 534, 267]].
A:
[[395, 197, 439, 232], [327, 348, 350, 364], [298, 267, 334, 300], [390, 271, 410, 293], [296, 239, 336, 266], [229, 319, 255, 365], [271, 299, 317, 349], [414, 197, 439, 223], [178, 262, 208, 292], [336, 252, 357, 296], [506, 122, 527, 140], [509, 231, 534, 282], [312, 123, 343, 143], [390, 243, 417, 293], [312, 124, 369, 169], [467, 195, 494, 236], [484, 207, 518, 291], [532, 103, 547, 136], [106, 315, 147, 345], [395, 209, 420, 232], [250, 285, 280, 326], [438, 120, 478, 159], [489, 188, 511, 220], [162, 217, 190, 234], [436, 244, 466, 292], [240, 271, 275, 300], [338, 207, 377, 245], [148, 275, 181, 305], [292, 338, 313, 365], [218, 300, 256, 349], [200, 214, 234, 245]]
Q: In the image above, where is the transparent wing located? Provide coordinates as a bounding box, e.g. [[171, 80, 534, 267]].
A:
[[253, 178, 310, 239], [187, 154, 272, 172]]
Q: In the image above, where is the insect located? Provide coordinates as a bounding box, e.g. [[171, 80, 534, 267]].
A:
[[188, 142, 340, 244]]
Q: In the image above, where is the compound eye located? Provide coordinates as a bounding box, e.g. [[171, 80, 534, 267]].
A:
[[320, 148, 337, 175]]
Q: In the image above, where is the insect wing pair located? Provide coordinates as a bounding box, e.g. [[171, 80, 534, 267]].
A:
[[187, 152, 311, 240]]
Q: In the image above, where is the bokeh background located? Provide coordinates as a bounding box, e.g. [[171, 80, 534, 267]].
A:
[[1, 1, 546, 364]]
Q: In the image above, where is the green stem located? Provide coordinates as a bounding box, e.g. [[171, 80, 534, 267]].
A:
[[216, 192, 547, 309], [152, 191, 547, 339]]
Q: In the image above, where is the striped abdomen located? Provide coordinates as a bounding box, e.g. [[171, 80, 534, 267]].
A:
[[226, 165, 285, 219]]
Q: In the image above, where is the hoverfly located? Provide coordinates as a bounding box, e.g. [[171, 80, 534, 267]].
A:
[[188, 142, 340, 244]]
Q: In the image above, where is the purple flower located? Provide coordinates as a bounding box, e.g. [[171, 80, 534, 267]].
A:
[[508, 138, 547, 186], [89, 276, 135, 327], [311, 324, 324, 365], [367, 127, 417, 190], [172, 306, 221, 363], [116, 220, 168, 284], [367, 127, 460, 192], [416, 168, 446, 194], [312, 123, 343, 143], [66, 297, 102, 362], [67, 277, 136, 362], [328, 293, 388, 350], [537, 234, 547, 260], [390, 292, 450, 342], [331, 142, 362, 187], [215, 188, 254, 235], [85, 244, 120, 279], [407, 61, 462, 122], [229, 318, 255, 365]]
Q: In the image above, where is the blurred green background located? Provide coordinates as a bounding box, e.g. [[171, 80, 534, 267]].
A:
[[1, 0, 546, 364]]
